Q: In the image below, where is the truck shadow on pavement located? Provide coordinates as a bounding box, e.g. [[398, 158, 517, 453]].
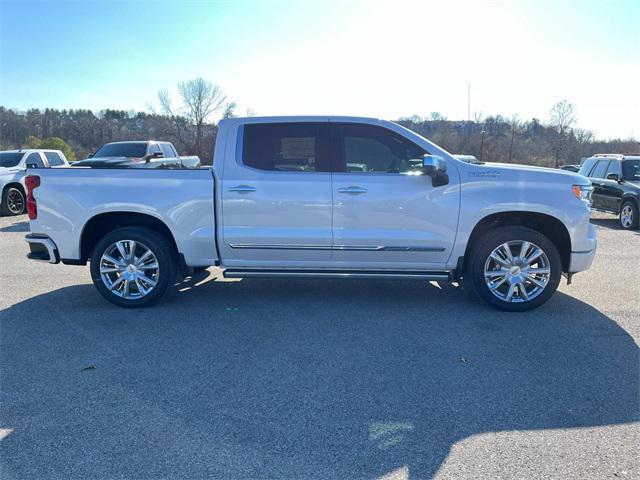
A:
[[0, 219, 29, 233], [1, 277, 638, 479]]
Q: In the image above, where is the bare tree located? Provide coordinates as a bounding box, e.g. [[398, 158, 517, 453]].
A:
[[508, 114, 520, 163], [549, 100, 577, 167], [158, 78, 228, 157]]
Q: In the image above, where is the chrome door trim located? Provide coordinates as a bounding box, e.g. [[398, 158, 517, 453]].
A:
[[227, 185, 256, 193], [228, 243, 446, 252], [337, 186, 368, 194]]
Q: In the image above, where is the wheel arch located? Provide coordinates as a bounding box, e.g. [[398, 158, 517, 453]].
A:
[[80, 212, 180, 263], [620, 193, 639, 208], [463, 211, 572, 273], [1, 182, 27, 214], [2, 182, 26, 197]]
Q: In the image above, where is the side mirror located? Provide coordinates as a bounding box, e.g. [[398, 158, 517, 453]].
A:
[[88, 153, 94, 158], [422, 154, 449, 187], [606, 173, 621, 182], [26, 163, 39, 169], [145, 152, 164, 162]]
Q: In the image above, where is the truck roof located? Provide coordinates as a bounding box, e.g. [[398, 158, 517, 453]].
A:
[[219, 115, 386, 126], [1, 149, 64, 154], [104, 140, 171, 145]]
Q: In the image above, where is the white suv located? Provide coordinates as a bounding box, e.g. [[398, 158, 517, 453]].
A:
[[0, 149, 69, 216]]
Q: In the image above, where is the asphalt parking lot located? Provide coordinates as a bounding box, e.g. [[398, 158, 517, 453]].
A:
[[0, 212, 638, 480]]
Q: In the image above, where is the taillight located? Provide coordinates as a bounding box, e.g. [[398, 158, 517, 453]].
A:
[[25, 175, 40, 220]]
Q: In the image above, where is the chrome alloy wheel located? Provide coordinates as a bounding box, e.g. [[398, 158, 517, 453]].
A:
[[7, 189, 24, 214], [483, 240, 551, 303], [99, 240, 159, 299], [621, 204, 634, 228]]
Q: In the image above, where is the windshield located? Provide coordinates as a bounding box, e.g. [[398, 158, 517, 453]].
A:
[[0, 152, 24, 167], [93, 143, 147, 158], [622, 160, 640, 180]]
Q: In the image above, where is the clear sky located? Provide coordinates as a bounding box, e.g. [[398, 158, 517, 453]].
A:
[[1, 0, 638, 139]]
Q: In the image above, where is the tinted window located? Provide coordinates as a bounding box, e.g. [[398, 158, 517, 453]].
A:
[[590, 160, 610, 179], [93, 142, 147, 158], [160, 143, 175, 157], [605, 160, 621, 178], [148, 143, 162, 156], [25, 153, 45, 168], [44, 152, 64, 166], [578, 158, 597, 176], [336, 124, 426, 173], [622, 159, 640, 180], [0, 152, 23, 167], [242, 123, 331, 172]]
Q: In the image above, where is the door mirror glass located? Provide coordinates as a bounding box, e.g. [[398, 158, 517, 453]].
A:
[[606, 173, 620, 182], [26, 163, 39, 169], [422, 155, 449, 187]]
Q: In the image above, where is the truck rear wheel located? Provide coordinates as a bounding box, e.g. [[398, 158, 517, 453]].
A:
[[468, 226, 562, 312], [90, 227, 177, 308], [619, 201, 639, 230]]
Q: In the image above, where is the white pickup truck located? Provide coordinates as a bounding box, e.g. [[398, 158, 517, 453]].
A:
[[0, 149, 69, 216], [24, 116, 597, 311]]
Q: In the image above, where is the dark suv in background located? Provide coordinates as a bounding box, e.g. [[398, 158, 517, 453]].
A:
[[579, 154, 640, 230]]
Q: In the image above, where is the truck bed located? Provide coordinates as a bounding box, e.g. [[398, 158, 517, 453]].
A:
[[27, 167, 218, 267]]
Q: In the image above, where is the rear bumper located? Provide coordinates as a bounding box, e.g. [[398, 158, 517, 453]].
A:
[[25, 234, 60, 264]]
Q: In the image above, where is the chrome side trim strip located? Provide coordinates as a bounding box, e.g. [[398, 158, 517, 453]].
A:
[[228, 243, 446, 252], [229, 244, 332, 250]]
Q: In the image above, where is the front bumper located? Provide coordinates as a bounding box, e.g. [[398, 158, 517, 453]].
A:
[[25, 234, 60, 264], [569, 223, 597, 273]]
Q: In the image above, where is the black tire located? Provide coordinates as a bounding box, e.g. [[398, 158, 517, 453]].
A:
[[467, 226, 562, 312], [619, 200, 639, 230], [89, 227, 177, 308], [1, 186, 26, 216]]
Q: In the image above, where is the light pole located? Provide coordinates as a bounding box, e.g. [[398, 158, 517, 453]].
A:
[[480, 130, 486, 162]]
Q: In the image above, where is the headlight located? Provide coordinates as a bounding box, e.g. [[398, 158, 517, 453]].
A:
[[572, 184, 593, 204]]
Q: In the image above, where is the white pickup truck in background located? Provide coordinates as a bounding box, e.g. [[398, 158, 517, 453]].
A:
[[24, 116, 597, 311], [0, 149, 69, 216]]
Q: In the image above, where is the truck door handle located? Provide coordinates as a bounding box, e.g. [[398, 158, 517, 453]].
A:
[[338, 186, 367, 194], [228, 185, 256, 193]]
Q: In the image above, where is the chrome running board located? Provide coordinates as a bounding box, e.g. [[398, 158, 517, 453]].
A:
[[223, 269, 452, 281]]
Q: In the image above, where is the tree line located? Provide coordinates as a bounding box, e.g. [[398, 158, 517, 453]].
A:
[[0, 78, 637, 166]]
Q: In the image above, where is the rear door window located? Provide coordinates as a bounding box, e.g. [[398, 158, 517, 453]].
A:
[[605, 160, 621, 178], [242, 123, 331, 172], [578, 158, 597, 176], [44, 152, 65, 166], [590, 160, 611, 179]]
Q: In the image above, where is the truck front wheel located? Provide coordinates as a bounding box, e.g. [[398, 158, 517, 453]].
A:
[[468, 226, 562, 312], [90, 227, 177, 308], [1, 186, 26, 216]]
